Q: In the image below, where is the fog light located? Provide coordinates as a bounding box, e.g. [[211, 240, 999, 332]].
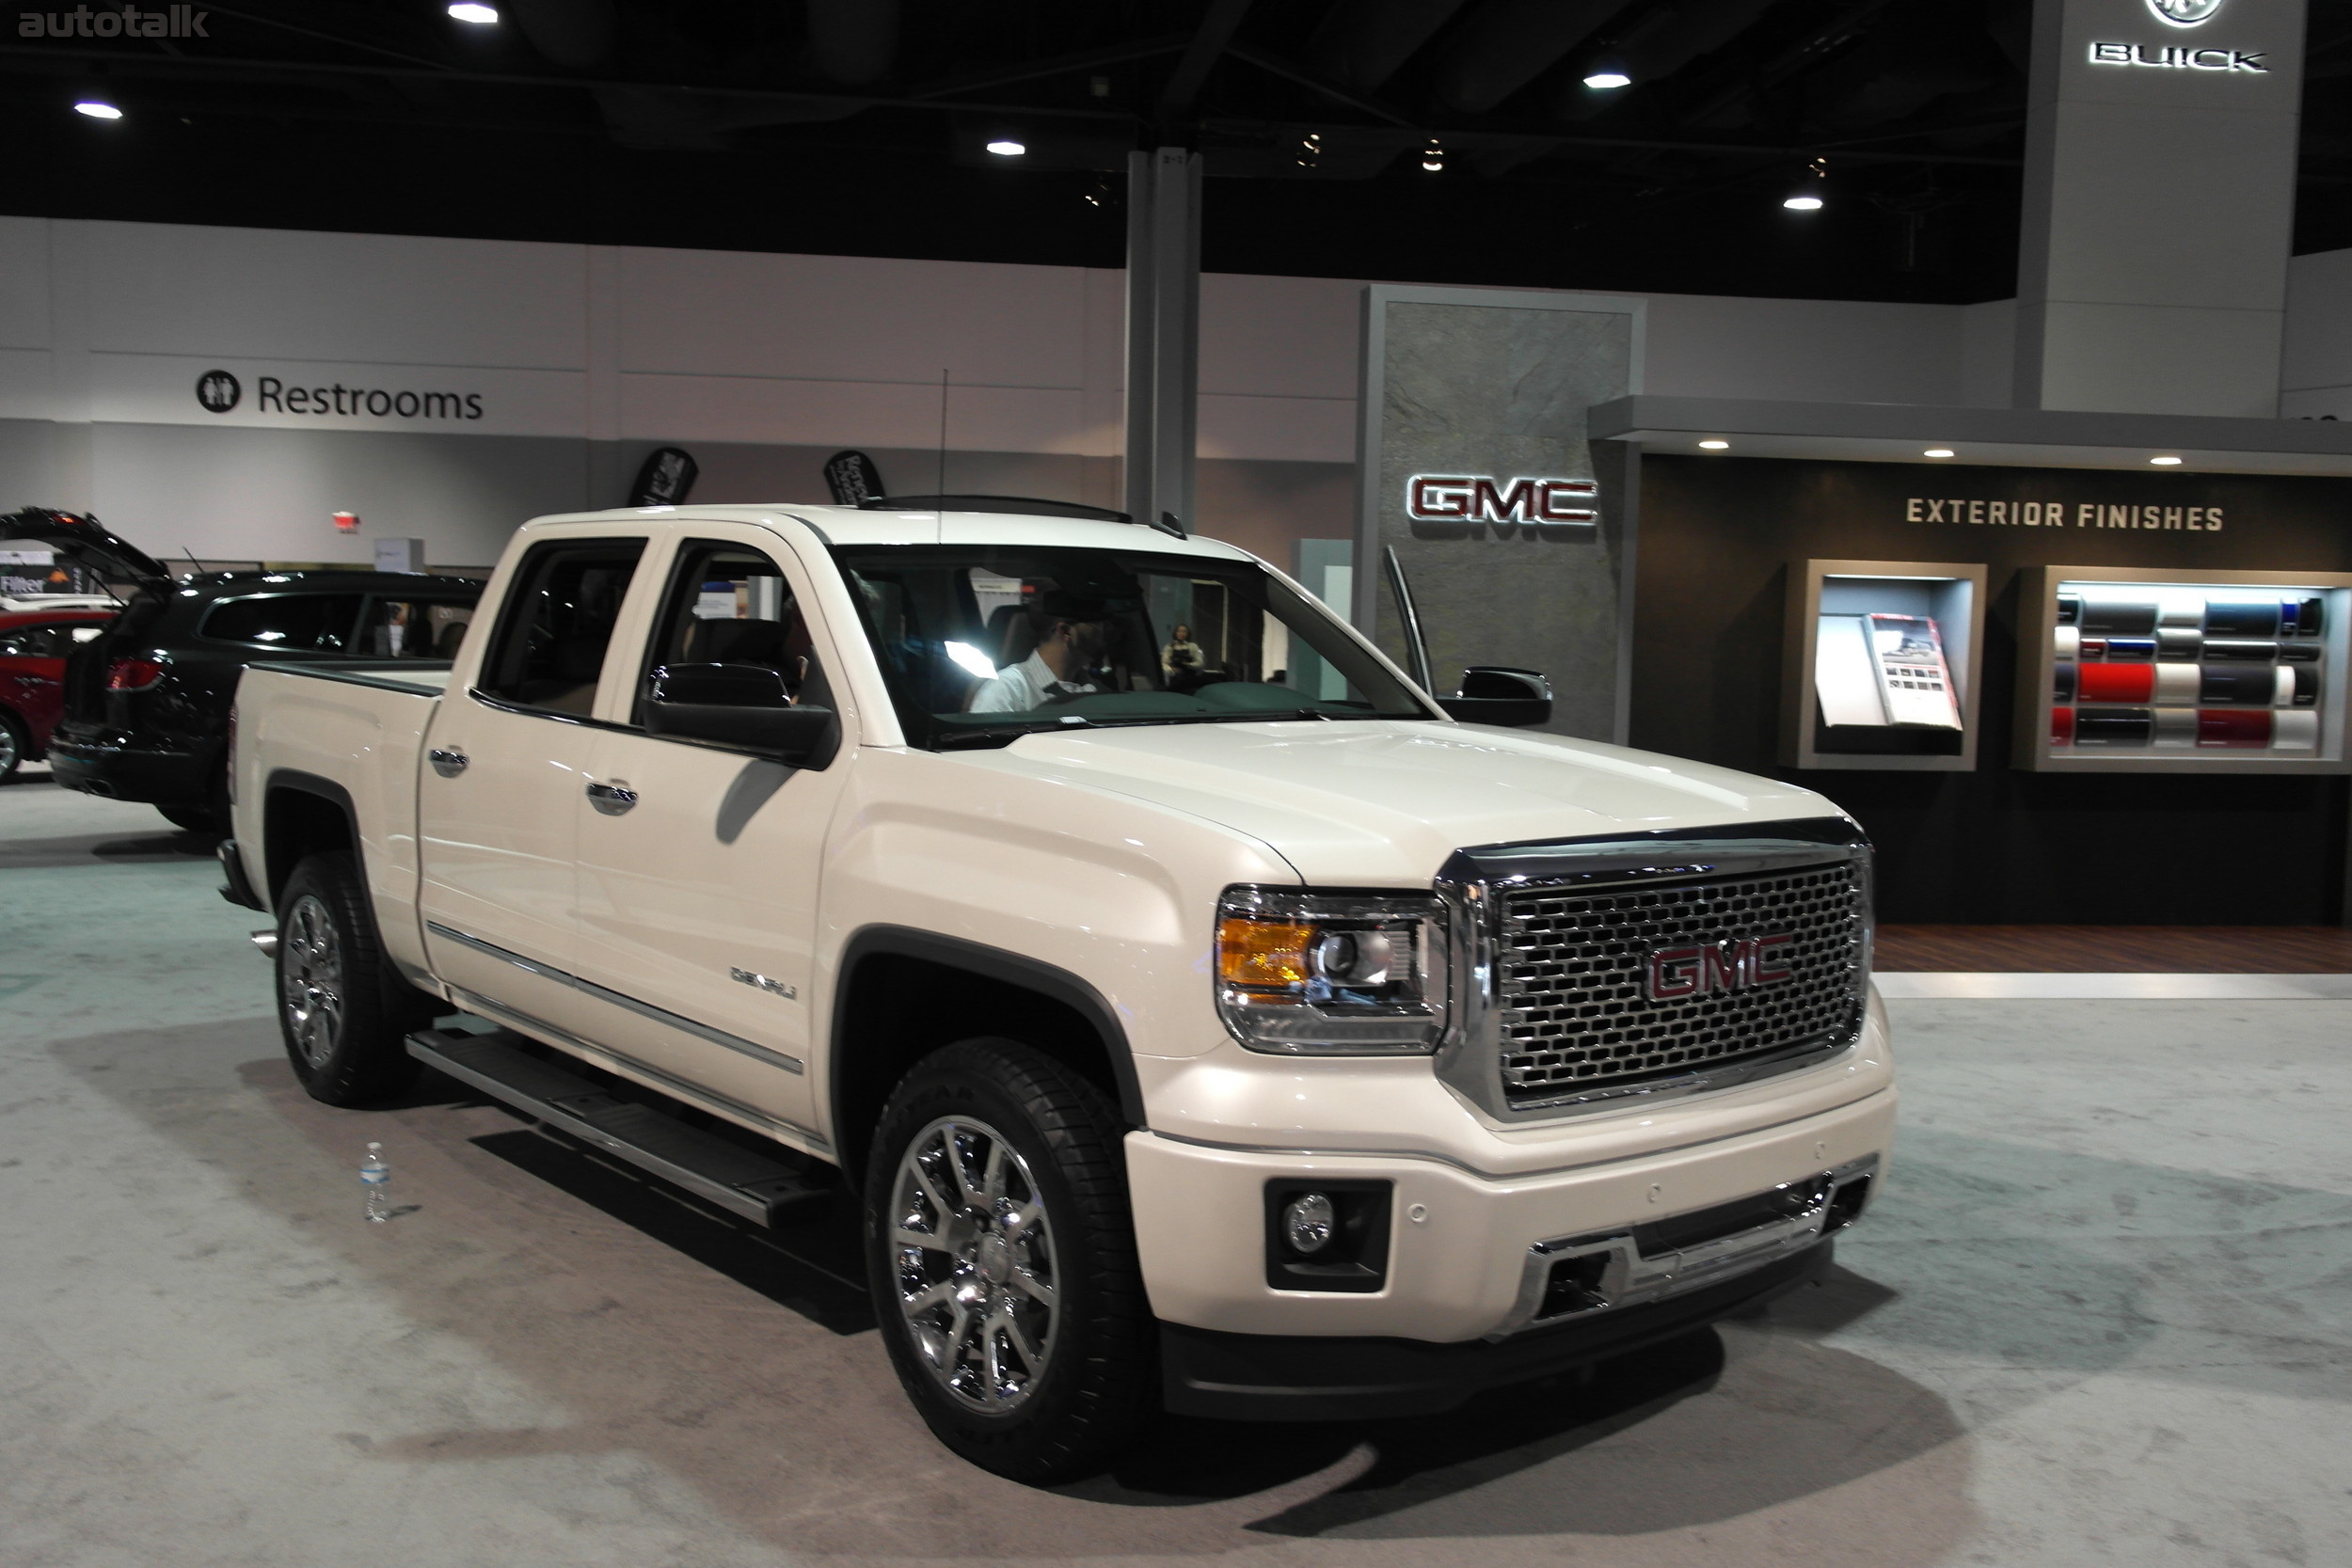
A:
[[1283, 1193, 1337, 1255]]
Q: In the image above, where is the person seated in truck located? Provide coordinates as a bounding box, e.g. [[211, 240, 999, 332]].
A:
[[968, 591, 1113, 712]]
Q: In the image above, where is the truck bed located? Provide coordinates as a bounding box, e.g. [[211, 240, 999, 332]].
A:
[[232, 660, 448, 973]]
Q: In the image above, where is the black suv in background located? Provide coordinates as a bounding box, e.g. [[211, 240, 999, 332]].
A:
[[5, 510, 482, 831]]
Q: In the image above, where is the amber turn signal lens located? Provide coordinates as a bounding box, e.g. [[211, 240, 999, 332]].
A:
[[1217, 918, 1314, 989]]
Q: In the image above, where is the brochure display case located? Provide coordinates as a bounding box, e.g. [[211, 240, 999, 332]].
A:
[[2014, 565, 2352, 773], [1781, 560, 1987, 771]]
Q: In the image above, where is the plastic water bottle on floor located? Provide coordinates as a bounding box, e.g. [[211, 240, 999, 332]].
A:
[[361, 1142, 390, 1224]]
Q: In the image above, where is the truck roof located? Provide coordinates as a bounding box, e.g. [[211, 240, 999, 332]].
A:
[[518, 504, 1263, 562]]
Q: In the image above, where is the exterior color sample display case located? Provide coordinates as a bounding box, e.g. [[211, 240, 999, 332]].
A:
[[2015, 565, 2352, 773], [1780, 560, 1987, 772]]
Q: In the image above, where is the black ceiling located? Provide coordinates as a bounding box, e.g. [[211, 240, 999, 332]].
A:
[[6, 0, 2352, 305]]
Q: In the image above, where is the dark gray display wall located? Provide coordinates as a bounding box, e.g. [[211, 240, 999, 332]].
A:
[[1632, 454, 2352, 925]]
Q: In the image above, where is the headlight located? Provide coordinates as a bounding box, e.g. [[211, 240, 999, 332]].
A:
[[1216, 886, 1448, 1054]]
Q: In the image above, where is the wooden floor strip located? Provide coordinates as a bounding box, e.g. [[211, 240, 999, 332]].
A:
[[1874, 925, 2352, 974]]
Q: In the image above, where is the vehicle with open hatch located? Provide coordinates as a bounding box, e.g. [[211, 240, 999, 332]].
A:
[[0, 601, 118, 782], [2, 509, 483, 831], [220, 495, 1895, 1482]]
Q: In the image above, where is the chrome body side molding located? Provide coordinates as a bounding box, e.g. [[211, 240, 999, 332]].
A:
[[424, 920, 805, 1074]]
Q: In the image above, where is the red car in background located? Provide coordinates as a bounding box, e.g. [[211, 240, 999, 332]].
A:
[[0, 603, 119, 781]]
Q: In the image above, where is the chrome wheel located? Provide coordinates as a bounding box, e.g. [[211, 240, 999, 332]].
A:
[[889, 1116, 1060, 1413], [0, 721, 19, 778], [279, 894, 346, 1069]]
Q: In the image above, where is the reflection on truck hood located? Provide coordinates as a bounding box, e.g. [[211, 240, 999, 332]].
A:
[[959, 720, 1849, 886]]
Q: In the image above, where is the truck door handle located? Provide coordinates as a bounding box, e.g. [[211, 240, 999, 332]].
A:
[[586, 780, 637, 816], [429, 747, 469, 778]]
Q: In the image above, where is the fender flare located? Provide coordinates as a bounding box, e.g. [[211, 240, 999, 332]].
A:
[[830, 925, 1147, 1133], [261, 768, 363, 901]]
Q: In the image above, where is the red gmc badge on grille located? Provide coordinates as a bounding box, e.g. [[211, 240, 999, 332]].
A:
[[1645, 935, 1796, 1002]]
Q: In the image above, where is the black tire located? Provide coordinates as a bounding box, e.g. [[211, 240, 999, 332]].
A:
[[0, 709, 25, 783], [275, 850, 435, 1106], [864, 1038, 1153, 1483]]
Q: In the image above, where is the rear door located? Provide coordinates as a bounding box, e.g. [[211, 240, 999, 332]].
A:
[[568, 526, 852, 1141], [416, 531, 652, 1036]]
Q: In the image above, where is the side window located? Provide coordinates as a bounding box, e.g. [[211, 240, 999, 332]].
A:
[[636, 540, 829, 725], [199, 594, 366, 651], [477, 539, 645, 718], [0, 622, 94, 657], [359, 596, 478, 660]]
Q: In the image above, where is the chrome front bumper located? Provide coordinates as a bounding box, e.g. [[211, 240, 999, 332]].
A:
[[1495, 1152, 1879, 1338]]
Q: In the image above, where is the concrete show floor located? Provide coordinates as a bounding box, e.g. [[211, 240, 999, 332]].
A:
[[3, 772, 2349, 1567]]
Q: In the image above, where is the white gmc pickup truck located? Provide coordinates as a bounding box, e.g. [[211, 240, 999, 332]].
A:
[[224, 498, 1894, 1481]]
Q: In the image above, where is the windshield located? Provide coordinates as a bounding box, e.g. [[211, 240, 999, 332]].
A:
[[829, 545, 1430, 748]]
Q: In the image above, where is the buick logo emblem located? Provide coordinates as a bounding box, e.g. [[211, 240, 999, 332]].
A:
[[195, 369, 241, 413], [2147, 0, 2224, 24], [1645, 935, 1795, 1003]]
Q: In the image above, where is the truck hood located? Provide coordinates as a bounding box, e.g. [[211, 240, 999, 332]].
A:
[[962, 720, 1850, 886]]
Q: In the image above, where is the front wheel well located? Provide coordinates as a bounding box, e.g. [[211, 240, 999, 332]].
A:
[[829, 940, 1141, 1189]]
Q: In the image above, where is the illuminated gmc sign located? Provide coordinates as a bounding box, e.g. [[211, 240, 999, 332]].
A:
[[1405, 474, 1599, 526]]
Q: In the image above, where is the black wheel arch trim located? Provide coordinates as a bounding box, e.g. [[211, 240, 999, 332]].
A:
[[830, 925, 1148, 1141], [261, 768, 365, 902]]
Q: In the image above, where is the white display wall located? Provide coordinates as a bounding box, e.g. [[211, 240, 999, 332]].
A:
[[11, 214, 2352, 570]]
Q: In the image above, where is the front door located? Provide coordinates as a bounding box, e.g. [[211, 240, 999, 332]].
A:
[[417, 533, 648, 1035], [570, 529, 848, 1144]]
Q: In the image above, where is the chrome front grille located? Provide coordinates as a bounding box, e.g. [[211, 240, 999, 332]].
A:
[[1494, 860, 1865, 1106]]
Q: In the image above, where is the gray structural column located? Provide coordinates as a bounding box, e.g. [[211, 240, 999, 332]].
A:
[[1123, 148, 1202, 530], [2013, 0, 2305, 417]]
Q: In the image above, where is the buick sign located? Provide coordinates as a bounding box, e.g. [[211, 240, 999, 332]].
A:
[[1645, 935, 1796, 1003], [2147, 0, 2224, 24]]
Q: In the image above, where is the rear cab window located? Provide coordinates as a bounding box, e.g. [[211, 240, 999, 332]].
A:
[[475, 539, 646, 718]]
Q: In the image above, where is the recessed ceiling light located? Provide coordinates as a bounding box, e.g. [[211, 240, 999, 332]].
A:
[[1584, 71, 1632, 89], [2150, 454, 2184, 466], [1699, 439, 1730, 451], [448, 3, 499, 23], [986, 138, 1026, 157], [1785, 159, 1828, 212], [1924, 448, 1955, 458], [74, 100, 122, 119]]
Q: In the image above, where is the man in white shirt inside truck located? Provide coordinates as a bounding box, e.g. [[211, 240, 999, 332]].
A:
[[968, 590, 1114, 712]]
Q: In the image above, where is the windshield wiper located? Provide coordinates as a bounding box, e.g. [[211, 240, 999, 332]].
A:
[[933, 719, 1096, 750]]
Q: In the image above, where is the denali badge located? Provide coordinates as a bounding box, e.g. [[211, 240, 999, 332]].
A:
[[729, 967, 797, 1000], [1645, 936, 1795, 1002]]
